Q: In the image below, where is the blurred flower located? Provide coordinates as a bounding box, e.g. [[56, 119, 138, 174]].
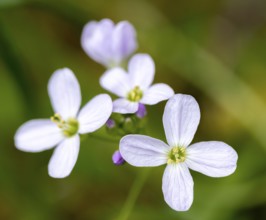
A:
[[100, 53, 174, 114], [15, 68, 113, 178], [81, 18, 137, 68], [136, 103, 147, 118], [112, 150, 125, 165], [119, 94, 238, 211]]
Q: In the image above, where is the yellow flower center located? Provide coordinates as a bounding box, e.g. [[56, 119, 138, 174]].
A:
[[167, 147, 186, 164], [51, 113, 79, 137], [127, 86, 143, 102]]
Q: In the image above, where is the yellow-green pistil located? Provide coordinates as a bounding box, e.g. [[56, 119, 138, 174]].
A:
[[51, 113, 79, 137], [167, 147, 186, 164], [127, 86, 143, 102]]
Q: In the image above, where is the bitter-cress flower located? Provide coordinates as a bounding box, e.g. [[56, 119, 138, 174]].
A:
[[100, 53, 174, 114], [119, 94, 238, 211], [15, 68, 113, 178], [81, 18, 137, 68]]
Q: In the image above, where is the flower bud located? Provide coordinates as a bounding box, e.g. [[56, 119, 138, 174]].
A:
[[136, 103, 147, 118], [112, 150, 125, 166]]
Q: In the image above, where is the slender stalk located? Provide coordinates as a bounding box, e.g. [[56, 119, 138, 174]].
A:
[[116, 168, 151, 220], [88, 133, 119, 144]]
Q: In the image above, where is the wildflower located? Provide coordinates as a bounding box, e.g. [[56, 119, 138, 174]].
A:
[[100, 53, 174, 114], [81, 18, 137, 68], [15, 68, 113, 178], [119, 94, 238, 211]]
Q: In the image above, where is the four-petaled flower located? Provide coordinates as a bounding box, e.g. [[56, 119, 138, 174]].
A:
[[14, 68, 113, 178], [100, 53, 174, 114], [119, 94, 238, 211], [81, 18, 137, 68]]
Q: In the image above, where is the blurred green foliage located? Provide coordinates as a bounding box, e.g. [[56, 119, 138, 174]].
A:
[[0, 0, 266, 219]]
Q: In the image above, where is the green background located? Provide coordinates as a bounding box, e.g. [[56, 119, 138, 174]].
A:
[[0, 0, 266, 219]]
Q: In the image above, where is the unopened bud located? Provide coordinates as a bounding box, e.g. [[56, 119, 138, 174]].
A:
[[136, 103, 147, 118], [106, 118, 115, 128], [112, 150, 125, 166]]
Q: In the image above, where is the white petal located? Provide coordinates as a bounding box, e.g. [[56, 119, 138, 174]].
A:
[[119, 134, 169, 167], [128, 54, 155, 89], [78, 94, 113, 134], [15, 119, 64, 152], [141, 83, 174, 105], [112, 98, 139, 114], [81, 19, 114, 66], [48, 68, 81, 119], [163, 94, 200, 148], [112, 21, 137, 63], [48, 135, 80, 178], [186, 141, 238, 177], [162, 163, 194, 211], [100, 68, 130, 97]]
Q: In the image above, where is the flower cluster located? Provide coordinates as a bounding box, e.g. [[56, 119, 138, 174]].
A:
[[14, 18, 238, 211]]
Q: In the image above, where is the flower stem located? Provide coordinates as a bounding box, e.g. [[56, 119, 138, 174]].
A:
[[88, 133, 119, 144], [116, 168, 151, 220]]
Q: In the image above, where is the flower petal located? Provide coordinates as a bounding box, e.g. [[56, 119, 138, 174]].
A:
[[186, 141, 238, 177], [112, 98, 139, 114], [81, 19, 114, 67], [119, 134, 169, 167], [100, 67, 130, 97], [78, 94, 113, 134], [141, 83, 174, 105], [162, 163, 194, 211], [14, 119, 64, 152], [163, 94, 200, 148], [112, 21, 137, 63], [48, 135, 80, 178], [128, 54, 155, 89], [48, 68, 81, 119]]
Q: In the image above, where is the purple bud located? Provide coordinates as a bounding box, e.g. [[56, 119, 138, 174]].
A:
[[136, 103, 147, 118], [106, 118, 115, 128], [112, 150, 125, 166]]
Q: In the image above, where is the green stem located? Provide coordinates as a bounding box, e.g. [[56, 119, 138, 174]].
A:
[[88, 133, 119, 144], [116, 168, 151, 220]]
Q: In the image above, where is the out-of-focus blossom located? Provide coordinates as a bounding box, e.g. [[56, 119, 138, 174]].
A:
[[81, 18, 137, 68], [100, 53, 174, 114], [15, 68, 113, 178], [120, 94, 238, 211]]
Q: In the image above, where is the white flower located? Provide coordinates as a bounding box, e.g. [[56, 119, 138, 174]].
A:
[[81, 18, 137, 68], [119, 94, 238, 211], [100, 53, 174, 114], [14, 68, 113, 178]]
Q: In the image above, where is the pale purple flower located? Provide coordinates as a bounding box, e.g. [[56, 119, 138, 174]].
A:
[[120, 94, 238, 211], [112, 150, 125, 165], [100, 53, 174, 114], [14, 68, 113, 178], [81, 18, 137, 68]]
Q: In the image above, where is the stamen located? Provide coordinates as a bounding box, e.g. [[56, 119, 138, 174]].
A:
[[167, 147, 186, 164], [51, 113, 65, 128], [127, 86, 143, 102], [51, 113, 79, 137]]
